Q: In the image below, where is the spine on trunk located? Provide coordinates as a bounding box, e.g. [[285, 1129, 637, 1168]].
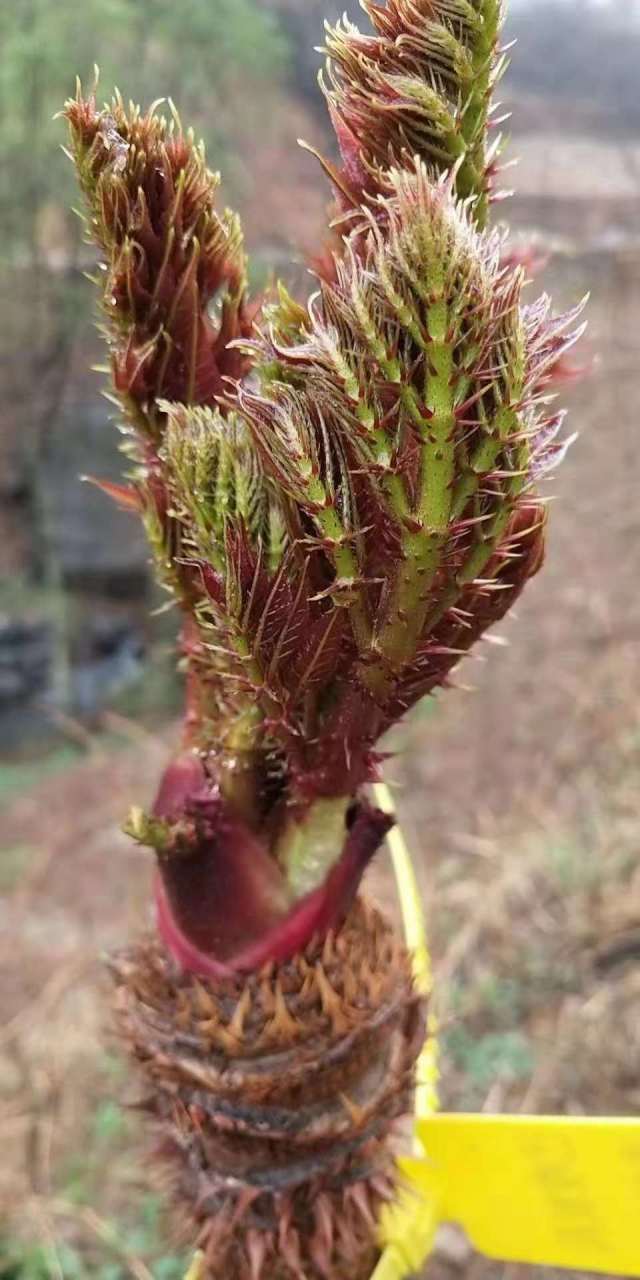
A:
[[63, 3, 583, 1275]]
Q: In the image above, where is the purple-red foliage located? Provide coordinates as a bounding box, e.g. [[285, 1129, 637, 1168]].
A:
[[65, 91, 256, 427]]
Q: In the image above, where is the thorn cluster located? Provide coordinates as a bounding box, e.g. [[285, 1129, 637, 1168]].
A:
[[63, 4, 583, 972], [63, 5, 585, 1276], [239, 162, 582, 751], [112, 899, 422, 1280], [317, 0, 505, 232], [65, 88, 253, 443]]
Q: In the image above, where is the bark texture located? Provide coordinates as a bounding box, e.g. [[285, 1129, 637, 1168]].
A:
[[112, 897, 425, 1280]]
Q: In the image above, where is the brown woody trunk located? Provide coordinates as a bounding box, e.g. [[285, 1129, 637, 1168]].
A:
[[112, 898, 425, 1280]]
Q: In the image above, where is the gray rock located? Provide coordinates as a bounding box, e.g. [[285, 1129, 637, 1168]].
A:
[[0, 617, 55, 706], [45, 396, 150, 592]]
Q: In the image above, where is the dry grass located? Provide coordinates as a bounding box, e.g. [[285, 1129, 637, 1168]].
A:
[[1, 254, 639, 1277]]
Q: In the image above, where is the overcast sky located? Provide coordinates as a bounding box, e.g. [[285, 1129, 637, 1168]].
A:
[[509, 0, 637, 17], [512, 0, 622, 6]]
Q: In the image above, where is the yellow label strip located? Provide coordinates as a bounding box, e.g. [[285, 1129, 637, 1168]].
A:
[[373, 782, 440, 1122], [372, 783, 440, 1280], [183, 1252, 205, 1280], [407, 1113, 640, 1276], [372, 784, 640, 1280]]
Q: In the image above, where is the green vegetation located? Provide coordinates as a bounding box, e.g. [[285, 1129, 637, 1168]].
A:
[[0, 0, 288, 258], [0, 0, 288, 596], [0, 1218, 187, 1280], [444, 1026, 535, 1098], [0, 747, 83, 810]]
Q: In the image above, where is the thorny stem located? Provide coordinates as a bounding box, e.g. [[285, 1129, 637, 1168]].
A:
[[63, 0, 581, 971], [372, 285, 457, 679], [460, 0, 504, 225]]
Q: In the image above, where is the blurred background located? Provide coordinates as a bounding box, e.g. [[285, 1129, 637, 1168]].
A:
[[1, 1, 639, 1276]]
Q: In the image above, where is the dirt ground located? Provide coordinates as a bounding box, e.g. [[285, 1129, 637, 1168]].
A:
[[1, 256, 639, 1277]]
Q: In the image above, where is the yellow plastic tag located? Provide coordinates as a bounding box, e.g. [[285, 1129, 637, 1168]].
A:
[[373, 782, 440, 1280], [373, 783, 440, 1129], [183, 1252, 205, 1280], [375, 783, 640, 1280], [398, 1114, 640, 1276]]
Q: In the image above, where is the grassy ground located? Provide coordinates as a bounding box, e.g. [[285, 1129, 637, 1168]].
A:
[[1, 257, 639, 1278]]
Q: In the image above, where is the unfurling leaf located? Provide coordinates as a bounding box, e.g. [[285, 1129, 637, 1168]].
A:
[[64, 3, 582, 974]]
